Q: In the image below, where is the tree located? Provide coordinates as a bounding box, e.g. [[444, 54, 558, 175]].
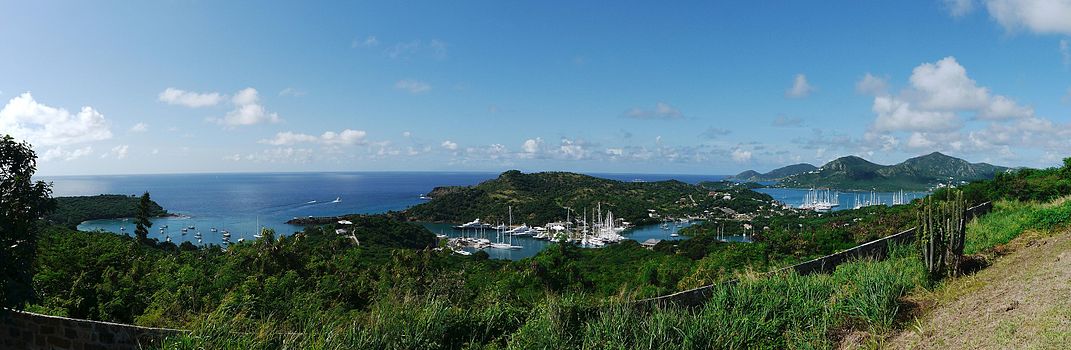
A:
[[134, 191, 153, 244], [0, 135, 55, 307]]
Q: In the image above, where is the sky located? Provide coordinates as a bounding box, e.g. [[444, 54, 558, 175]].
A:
[[2, 1, 1071, 176]]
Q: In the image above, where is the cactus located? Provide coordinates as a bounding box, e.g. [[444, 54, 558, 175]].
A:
[[917, 189, 966, 279]]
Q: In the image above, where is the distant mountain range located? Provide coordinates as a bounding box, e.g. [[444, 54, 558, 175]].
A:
[[729, 163, 818, 182], [775, 152, 1010, 191]]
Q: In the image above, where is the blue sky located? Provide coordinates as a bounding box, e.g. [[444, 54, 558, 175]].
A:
[[2, 1, 1070, 176]]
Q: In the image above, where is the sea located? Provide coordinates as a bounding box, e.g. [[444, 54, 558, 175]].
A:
[[39, 172, 919, 260]]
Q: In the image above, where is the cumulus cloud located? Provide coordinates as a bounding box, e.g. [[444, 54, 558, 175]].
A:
[[213, 88, 281, 126], [259, 129, 367, 146], [100, 144, 129, 159], [785, 74, 814, 98], [521, 137, 544, 155], [910, 57, 1033, 120], [441, 140, 458, 151], [985, 0, 1071, 35], [0, 92, 112, 148], [623, 102, 684, 120], [41, 146, 93, 162], [158, 88, 223, 107], [855, 73, 889, 95], [871, 95, 962, 132], [129, 122, 148, 133], [395, 79, 432, 94], [731, 148, 753, 162], [558, 138, 592, 160]]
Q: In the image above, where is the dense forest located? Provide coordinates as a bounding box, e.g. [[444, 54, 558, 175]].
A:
[[46, 195, 168, 228], [402, 170, 780, 226]]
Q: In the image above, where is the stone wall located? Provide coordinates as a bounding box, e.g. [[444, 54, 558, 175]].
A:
[[0, 309, 187, 350]]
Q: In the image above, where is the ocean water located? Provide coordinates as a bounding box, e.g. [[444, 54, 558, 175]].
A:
[[41, 172, 743, 260], [754, 188, 929, 211]]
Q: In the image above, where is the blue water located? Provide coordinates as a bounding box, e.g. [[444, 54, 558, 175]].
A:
[[755, 188, 928, 211], [40, 172, 740, 260]]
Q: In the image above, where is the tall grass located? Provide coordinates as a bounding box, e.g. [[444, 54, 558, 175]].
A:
[[965, 197, 1071, 254], [161, 249, 929, 349]]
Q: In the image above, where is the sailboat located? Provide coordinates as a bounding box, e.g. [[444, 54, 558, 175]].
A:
[[253, 216, 263, 239], [489, 206, 523, 249], [332, 196, 342, 203]]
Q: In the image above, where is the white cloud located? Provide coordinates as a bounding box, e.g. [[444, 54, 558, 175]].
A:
[[558, 138, 592, 160], [41, 146, 93, 162], [0, 92, 112, 147], [871, 95, 962, 132], [243, 147, 315, 163], [158, 88, 223, 108], [320, 129, 367, 145], [101, 144, 129, 159], [130, 122, 148, 133], [402, 131, 412, 138], [384, 39, 448, 60], [213, 88, 281, 126], [351, 35, 379, 48], [278, 87, 306, 97], [1061, 39, 1070, 66], [985, 0, 1071, 35], [623, 102, 684, 120], [785, 74, 814, 98], [522, 137, 543, 154], [855, 73, 889, 95], [979, 95, 1034, 119], [731, 148, 753, 162], [394, 79, 431, 94], [441, 140, 458, 151], [259, 129, 367, 146], [908, 56, 1032, 120], [910, 57, 991, 110], [944, 0, 976, 17]]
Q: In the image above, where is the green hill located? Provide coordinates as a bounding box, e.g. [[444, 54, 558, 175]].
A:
[[779, 152, 1010, 191], [47, 194, 168, 228], [402, 170, 776, 225], [731, 163, 817, 182]]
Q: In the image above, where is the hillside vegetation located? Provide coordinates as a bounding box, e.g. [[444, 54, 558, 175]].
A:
[[779, 152, 1008, 191], [730, 163, 817, 182], [46, 194, 168, 228], [403, 170, 776, 225]]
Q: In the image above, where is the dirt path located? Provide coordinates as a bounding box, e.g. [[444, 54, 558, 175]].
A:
[[886, 229, 1071, 349]]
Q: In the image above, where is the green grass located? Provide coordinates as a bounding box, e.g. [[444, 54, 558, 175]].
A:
[[964, 197, 1071, 254], [159, 244, 928, 349]]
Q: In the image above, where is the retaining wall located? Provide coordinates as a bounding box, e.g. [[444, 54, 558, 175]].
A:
[[0, 309, 187, 350]]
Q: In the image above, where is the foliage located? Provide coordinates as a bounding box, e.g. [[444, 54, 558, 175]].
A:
[[160, 244, 928, 349], [0, 135, 55, 308], [964, 197, 1071, 254], [917, 190, 966, 279], [780, 152, 1008, 191], [135, 192, 154, 244], [403, 170, 776, 226], [47, 194, 167, 228]]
